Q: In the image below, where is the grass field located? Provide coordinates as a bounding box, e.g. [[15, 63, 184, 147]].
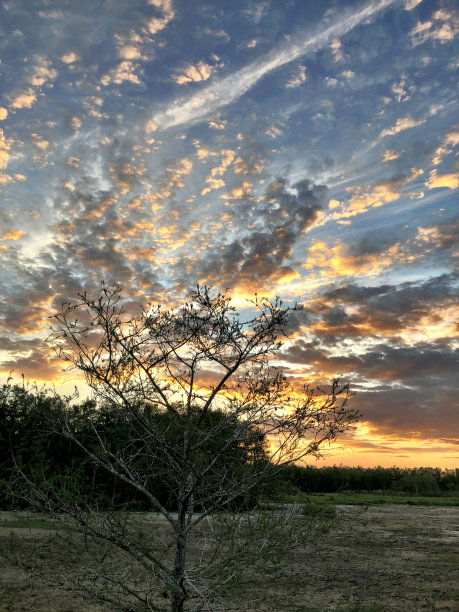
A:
[[1, 503, 459, 611], [273, 489, 459, 507]]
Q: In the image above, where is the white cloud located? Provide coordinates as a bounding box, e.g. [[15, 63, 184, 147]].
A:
[[286, 64, 306, 88], [152, 0, 398, 130], [404, 0, 422, 10], [330, 39, 343, 62], [391, 77, 413, 102]]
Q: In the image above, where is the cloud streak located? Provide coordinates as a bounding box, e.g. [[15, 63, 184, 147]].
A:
[[152, 0, 398, 130]]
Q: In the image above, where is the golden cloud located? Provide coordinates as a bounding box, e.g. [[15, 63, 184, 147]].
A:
[[172, 57, 223, 85], [426, 169, 459, 190], [380, 116, 425, 138], [9, 90, 37, 110], [0, 129, 11, 169], [382, 149, 401, 162], [201, 178, 225, 195], [432, 128, 459, 165], [303, 240, 418, 278]]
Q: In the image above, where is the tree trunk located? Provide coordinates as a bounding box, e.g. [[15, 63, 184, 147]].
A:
[[171, 513, 188, 612]]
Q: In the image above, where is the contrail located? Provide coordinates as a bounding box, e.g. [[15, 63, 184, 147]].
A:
[[152, 0, 399, 131]]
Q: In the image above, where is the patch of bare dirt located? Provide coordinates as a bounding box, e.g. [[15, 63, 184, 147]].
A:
[[0, 505, 458, 611]]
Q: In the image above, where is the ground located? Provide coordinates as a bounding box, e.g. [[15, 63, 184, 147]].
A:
[[0, 504, 458, 611]]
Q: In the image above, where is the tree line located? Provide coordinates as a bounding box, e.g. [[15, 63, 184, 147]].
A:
[[272, 463, 459, 497]]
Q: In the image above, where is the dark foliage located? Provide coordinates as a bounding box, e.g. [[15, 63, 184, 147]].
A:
[[0, 384, 267, 511], [270, 463, 459, 497]]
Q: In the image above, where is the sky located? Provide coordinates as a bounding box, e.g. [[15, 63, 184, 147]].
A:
[[0, 0, 458, 469]]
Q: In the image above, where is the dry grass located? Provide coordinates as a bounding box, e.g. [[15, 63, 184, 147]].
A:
[[1, 505, 458, 611]]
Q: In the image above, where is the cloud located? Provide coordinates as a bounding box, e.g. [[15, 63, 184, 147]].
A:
[[404, 0, 422, 9], [330, 39, 343, 62], [303, 239, 417, 279], [145, 0, 175, 35], [330, 170, 421, 219], [286, 64, 307, 88], [415, 218, 459, 253], [0, 108, 8, 121], [200, 149, 236, 194], [172, 57, 224, 85], [431, 128, 459, 165], [28, 56, 57, 88], [426, 169, 459, 190], [178, 176, 326, 291], [285, 337, 458, 385], [0, 129, 11, 170], [352, 381, 459, 438], [9, 90, 37, 110], [382, 149, 402, 162], [60, 51, 80, 64], [2, 230, 25, 240], [152, 0, 398, 129], [410, 9, 459, 46], [243, 2, 269, 24], [317, 273, 459, 339], [0, 335, 62, 381], [391, 77, 414, 102], [101, 61, 143, 86], [380, 116, 425, 138]]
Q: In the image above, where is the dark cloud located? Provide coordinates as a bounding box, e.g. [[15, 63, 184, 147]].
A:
[[178, 176, 326, 290], [317, 273, 458, 336], [284, 337, 458, 380], [0, 335, 61, 381], [353, 378, 459, 439]]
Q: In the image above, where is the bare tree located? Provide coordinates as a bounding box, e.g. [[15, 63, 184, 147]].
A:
[[26, 284, 358, 611]]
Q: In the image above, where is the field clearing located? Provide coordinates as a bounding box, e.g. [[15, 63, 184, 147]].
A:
[[0, 504, 458, 611], [312, 492, 459, 507]]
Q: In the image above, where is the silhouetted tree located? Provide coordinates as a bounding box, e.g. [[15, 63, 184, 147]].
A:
[[16, 284, 358, 611]]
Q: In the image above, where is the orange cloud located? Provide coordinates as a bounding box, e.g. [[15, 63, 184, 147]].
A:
[[303, 240, 418, 278], [3, 230, 25, 240]]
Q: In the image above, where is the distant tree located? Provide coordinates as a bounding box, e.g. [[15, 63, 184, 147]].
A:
[[16, 284, 358, 611]]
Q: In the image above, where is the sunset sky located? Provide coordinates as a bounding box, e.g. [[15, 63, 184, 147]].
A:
[[0, 0, 458, 468]]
